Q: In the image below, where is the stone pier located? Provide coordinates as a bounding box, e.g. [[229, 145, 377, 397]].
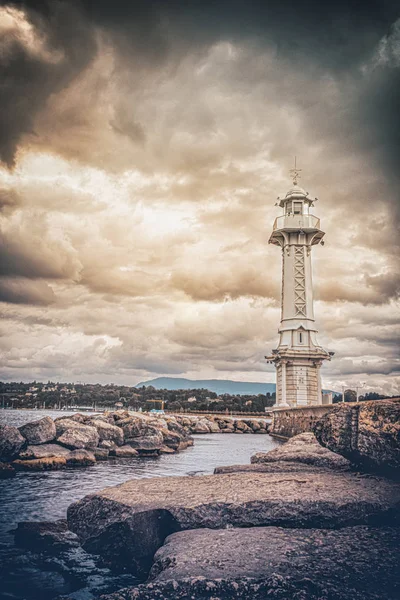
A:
[[270, 404, 335, 439]]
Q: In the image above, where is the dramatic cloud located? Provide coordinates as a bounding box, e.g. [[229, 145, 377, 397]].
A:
[[0, 1, 399, 394]]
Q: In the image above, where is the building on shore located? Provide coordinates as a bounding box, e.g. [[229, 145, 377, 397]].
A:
[[266, 166, 333, 407]]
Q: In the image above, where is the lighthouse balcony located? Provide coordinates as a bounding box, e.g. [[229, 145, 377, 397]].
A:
[[272, 214, 320, 232]]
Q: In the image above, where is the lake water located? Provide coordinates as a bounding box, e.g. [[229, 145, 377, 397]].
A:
[[0, 409, 281, 600]]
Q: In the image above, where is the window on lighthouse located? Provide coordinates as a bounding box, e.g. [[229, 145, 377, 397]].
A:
[[294, 202, 302, 214], [299, 332, 303, 344]]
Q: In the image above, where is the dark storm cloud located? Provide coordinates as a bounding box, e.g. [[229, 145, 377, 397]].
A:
[[3, 0, 400, 169], [0, 277, 55, 305], [0, 1, 97, 166]]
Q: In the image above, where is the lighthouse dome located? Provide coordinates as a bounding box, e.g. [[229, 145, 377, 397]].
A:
[[285, 185, 307, 199]]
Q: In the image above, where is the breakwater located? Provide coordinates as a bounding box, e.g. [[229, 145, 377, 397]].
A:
[[0, 411, 270, 476]]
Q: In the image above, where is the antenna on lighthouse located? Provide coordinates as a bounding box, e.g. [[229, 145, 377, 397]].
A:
[[290, 156, 302, 185]]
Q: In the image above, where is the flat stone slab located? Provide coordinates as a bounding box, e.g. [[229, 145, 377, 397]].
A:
[[214, 462, 328, 474], [251, 432, 351, 470], [68, 471, 400, 576], [106, 526, 400, 600]]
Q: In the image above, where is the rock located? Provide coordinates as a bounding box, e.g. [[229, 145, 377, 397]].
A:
[[55, 413, 88, 425], [159, 445, 175, 454], [0, 461, 16, 478], [54, 418, 93, 436], [191, 420, 210, 434], [0, 424, 25, 461], [113, 410, 131, 421], [121, 526, 399, 600], [18, 416, 56, 445], [214, 462, 328, 474], [160, 430, 181, 450], [127, 430, 164, 453], [111, 445, 139, 458], [89, 419, 124, 446], [66, 449, 96, 466], [234, 420, 247, 431], [99, 440, 117, 450], [57, 425, 99, 450], [94, 448, 110, 460], [249, 420, 261, 431], [207, 420, 221, 433], [120, 417, 144, 439], [19, 443, 71, 460], [67, 470, 400, 576], [251, 432, 351, 470], [167, 420, 190, 440], [315, 399, 400, 475], [14, 519, 79, 551], [13, 457, 67, 470]]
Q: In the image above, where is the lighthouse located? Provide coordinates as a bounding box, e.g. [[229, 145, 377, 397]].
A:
[[267, 165, 331, 407]]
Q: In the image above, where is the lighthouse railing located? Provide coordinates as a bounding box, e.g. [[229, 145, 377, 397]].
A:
[[272, 214, 320, 231]]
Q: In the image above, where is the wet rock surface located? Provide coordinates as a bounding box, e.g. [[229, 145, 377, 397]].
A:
[[14, 520, 80, 552], [67, 470, 400, 576], [0, 521, 138, 600], [103, 526, 400, 600], [315, 399, 400, 475], [18, 416, 56, 445], [13, 456, 68, 470], [0, 423, 25, 461], [251, 432, 351, 470]]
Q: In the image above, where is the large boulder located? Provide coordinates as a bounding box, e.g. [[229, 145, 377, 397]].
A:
[[119, 417, 144, 439], [114, 526, 399, 600], [192, 419, 210, 434], [54, 413, 88, 425], [57, 425, 99, 450], [314, 399, 400, 474], [127, 432, 164, 453], [0, 424, 25, 461], [19, 416, 56, 445], [159, 429, 182, 450], [89, 419, 124, 446], [207, 420, 221, 433], [67, 470, 400, 576], [19, 443, 71, 460], [54, 418, 91, 436], [251, 432, 350, 471]]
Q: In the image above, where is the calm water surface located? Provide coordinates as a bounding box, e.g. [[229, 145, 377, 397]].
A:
[[0, 409, 280, 539]]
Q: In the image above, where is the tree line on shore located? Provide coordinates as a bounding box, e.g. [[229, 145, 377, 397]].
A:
[[0, 381, 393, 412], [0, 381, 276, 413]]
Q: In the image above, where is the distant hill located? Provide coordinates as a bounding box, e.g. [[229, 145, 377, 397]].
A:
[[136, 377, 275, 396]]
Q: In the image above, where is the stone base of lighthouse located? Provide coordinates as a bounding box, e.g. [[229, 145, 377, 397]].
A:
[[271, 349, 329, 407]]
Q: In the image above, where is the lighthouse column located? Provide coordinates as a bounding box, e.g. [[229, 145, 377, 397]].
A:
[[267, 173, 332, 407]]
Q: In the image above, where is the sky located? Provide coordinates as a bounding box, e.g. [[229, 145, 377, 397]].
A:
[[0, 0, 399, 394]]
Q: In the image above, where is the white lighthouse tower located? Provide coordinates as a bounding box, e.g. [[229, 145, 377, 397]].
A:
[[267, 164, 331, 407]]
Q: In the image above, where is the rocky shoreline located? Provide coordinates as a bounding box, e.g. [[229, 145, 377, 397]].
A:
[[0, 412, 269, 476], [6, 399, 400, 599]]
